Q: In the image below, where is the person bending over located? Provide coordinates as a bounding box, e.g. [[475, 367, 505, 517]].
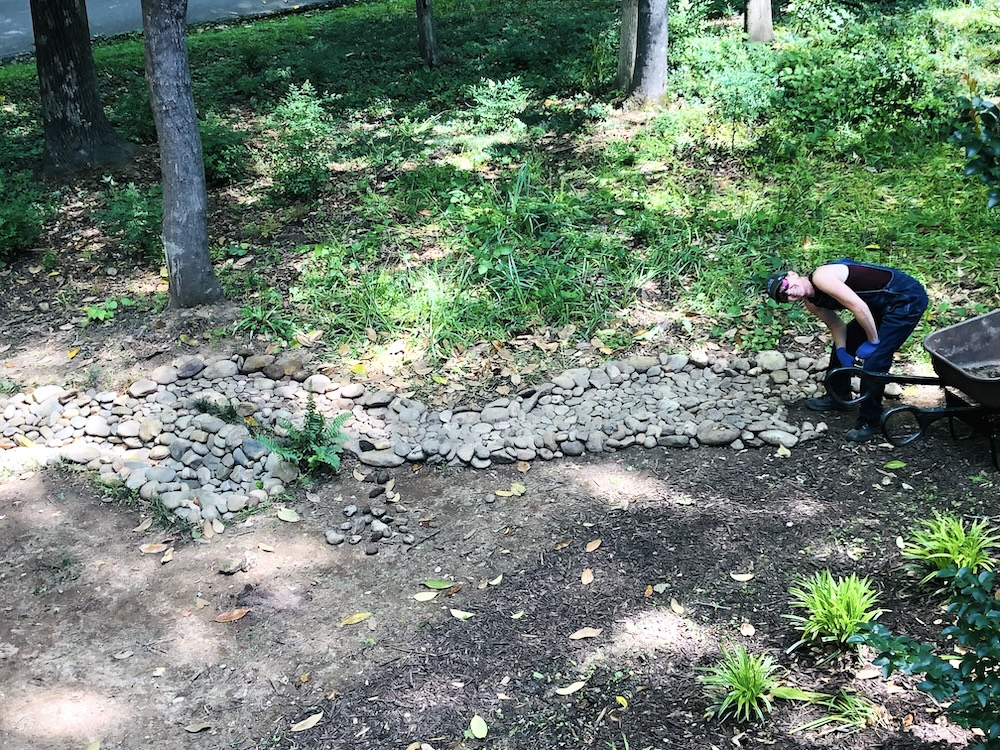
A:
[[766, 258, 928, 443]]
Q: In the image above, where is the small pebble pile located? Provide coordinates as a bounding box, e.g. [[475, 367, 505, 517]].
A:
[[0, 347, 832, 528]]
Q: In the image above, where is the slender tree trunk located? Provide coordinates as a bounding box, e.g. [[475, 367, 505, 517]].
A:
[[616, 0, 638, 91], [141, 0, 224, 308], [628, 0, 668, 104], [415, 0, 441, 68], [744, 0, 774, 42], [29, 0, 135, 174]]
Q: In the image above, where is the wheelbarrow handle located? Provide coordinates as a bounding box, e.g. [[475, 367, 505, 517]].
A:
[[880, 404, 937, 446], [825, 368, 944, 407]]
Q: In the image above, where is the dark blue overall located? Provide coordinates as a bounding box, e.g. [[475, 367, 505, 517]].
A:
[[811, 259, 929, 427]]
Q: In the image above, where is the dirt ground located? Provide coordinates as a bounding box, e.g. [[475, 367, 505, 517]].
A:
[[2, 400, 996, 750]]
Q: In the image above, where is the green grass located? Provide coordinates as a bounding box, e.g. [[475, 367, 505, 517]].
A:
[[2, 0, 999, 363], [901, 511, 1000, 583], [785, 570, 883, 652]]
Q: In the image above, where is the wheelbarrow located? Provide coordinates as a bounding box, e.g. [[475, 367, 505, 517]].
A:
[[826, 309, 1000, 469]]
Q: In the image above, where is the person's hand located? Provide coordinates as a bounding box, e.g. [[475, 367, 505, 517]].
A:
[[835, 347, 854, 368], [856, 340, 879, 360]]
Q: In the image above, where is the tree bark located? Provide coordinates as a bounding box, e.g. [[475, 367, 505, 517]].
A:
[[628, 0, 668, 104], [416, 0, 441, 68], [744, 0, 774, 42], [29, 0, 135, 174], [616, 0, 638, 91], [141, 0, 224, 309]]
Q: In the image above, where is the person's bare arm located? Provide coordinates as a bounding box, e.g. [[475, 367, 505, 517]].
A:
[[805, 299, 848, 348], [810, 265, 880, 343]]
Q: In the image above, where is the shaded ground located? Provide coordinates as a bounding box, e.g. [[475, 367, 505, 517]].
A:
[[2, 404, 994, 750]]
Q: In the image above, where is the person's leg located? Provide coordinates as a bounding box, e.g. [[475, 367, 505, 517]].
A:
[[808, 320, 866, 411]]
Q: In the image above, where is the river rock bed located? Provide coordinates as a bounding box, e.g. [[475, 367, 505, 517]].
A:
[[0, 347, 832, 531]]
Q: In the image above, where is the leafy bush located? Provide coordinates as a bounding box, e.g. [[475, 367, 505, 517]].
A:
[[0, 170, 52, 259], [699, 644, 827, 723], [465, 77, 530, 133], [950, 88, 1000, 209], [786, 570, 882, 651], [851, 567, 1000, 750], [265, 81, 334, 200], [199, 112, 250, 185], [259, 395, 350, 474], [232, 302, 296, 341], [94, 178, 163, 256], [901, 511, 999, 583]]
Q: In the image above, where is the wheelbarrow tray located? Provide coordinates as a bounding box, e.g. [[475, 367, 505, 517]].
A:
[[923, 309, 1000, 408]]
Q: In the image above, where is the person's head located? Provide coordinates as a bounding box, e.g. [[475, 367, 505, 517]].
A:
[[765, 270, 810, 303]]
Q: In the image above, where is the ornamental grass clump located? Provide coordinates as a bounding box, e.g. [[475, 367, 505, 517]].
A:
[[698, 644, 828, 723], [901, 511, 999, 584], [785, 570, 881, 652]]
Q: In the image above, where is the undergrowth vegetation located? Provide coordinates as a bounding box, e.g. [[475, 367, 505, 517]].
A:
[[0, 0, 998, 361]]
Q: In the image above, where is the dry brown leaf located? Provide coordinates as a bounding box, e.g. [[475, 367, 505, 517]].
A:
[[555, 680, 587, 696], [352, 467, 366, 481], [740, 621, 756, 636], [385, 479, 395, 493], [132, 517, 153, 533], [413, 591, 437, 602], [340, 612, 373, 626], [585, 539, 602, 553], [670, 598, 685, 615], [856, 667, 882, 680], [581, 568, 594, 585], [644, 585, 653, 598], [202, 519, 215, 540], [276, 507, 301, 523], [212, 519, 225, 534], [139, 543, 170, 555], [258, 543, 275, 553], [569, 627, 603, 640], [160, 547, 174, 564], [290, 712, 323, 732], [488, 574, 503, 586], [554, 539, 571, 550], [450, 608, 475, 621], [516, 461, 531, 474], [184, 722, 211, 733], [194, 597, 210, 609], [730, 572, 755, 582], [214, 608, 251, 623]]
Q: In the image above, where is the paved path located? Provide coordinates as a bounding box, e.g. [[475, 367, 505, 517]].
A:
[[0, 0, 335, 60]]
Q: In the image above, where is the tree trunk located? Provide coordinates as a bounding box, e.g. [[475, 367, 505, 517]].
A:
[[29, 0, 135, 174], [141, 0, 224, 309], [616, 0, 638, 91], [416, 0, 441, 68], [628, 0, 668, 104], [744, 0, 774, 42]]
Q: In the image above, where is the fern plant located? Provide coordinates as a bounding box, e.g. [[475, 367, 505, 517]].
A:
[[259, 394, 350, 473]]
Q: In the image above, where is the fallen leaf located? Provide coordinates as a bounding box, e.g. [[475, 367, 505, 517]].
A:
[[585, 539, 602, 553], [179, 334, 199, 347], [184, 722, 211, 733], [195, 598, 209, 609], [139, 543, 170, 555], [581, 568, 594, 585], [644, 585, 653, 597], [212, 519, 225, 534], [670, 598, 685, 615], [554, 539, 571, 550], [340, 612, 373, 626], [776, 444, 791, 457], [740, 622, 756, 636], [132, 518, 153, 533], [14, 434, 35, 448], [555, 680, 587, 696], [300, 673, 310, 683], [385, 479, 395, 493], [856, 667, 882, 680], [276, 507, 301, 523], [68, 348, 80, 359], [730, 572, 755, 582], [214, 608, 251, 623], [203, 519, 216, 540], [488, 574, 503, 586], [510, 482, 526, 496], [516, 461, 531, 473], [413, 591, 437, 602], [113, 650, 133, 660], [615, 695, 629, 709], [290, 712, 323, 732], [423, 579, 454, 590], [511, 610, 525, 619], [352, 467, 366, 481], [495, 489, 513, 497], [86, 741, 101, 750], [258, 543, 275, 553], [652, 583, 668, 594], [884, 459, 906, 469], [470, 714, 488, 739], [450, 609, 475, 621], [161, 547, 174, 564], [569, 627, 603, 640]]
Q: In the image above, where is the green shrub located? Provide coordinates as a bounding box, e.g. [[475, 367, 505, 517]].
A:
[[786, 570, 882, 651], [950, 89, 1000, 209], [851, 567, 1000, 750], [265, 81, 334, 200], [901, 511, 999, 583], [232, 303, 296, 341], [259, 394, 350, 474], [199, 112, 250, 185], [94, 177, 163, 256], [465, 77, 530, 133], [698, 644, 828, 723], [0, 170, 52, 259]]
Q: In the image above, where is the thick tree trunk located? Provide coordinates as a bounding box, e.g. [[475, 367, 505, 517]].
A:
[[29, 0, 135, 174], [415, 0, 441, 67], [628, 0, 668, 104], [744, 0, 774, 42], [141, 0, 223, 309], [616, 0, 638, 91]]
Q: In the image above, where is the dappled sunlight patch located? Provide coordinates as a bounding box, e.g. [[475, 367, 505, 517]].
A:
[[1, 688, 130, 742]]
